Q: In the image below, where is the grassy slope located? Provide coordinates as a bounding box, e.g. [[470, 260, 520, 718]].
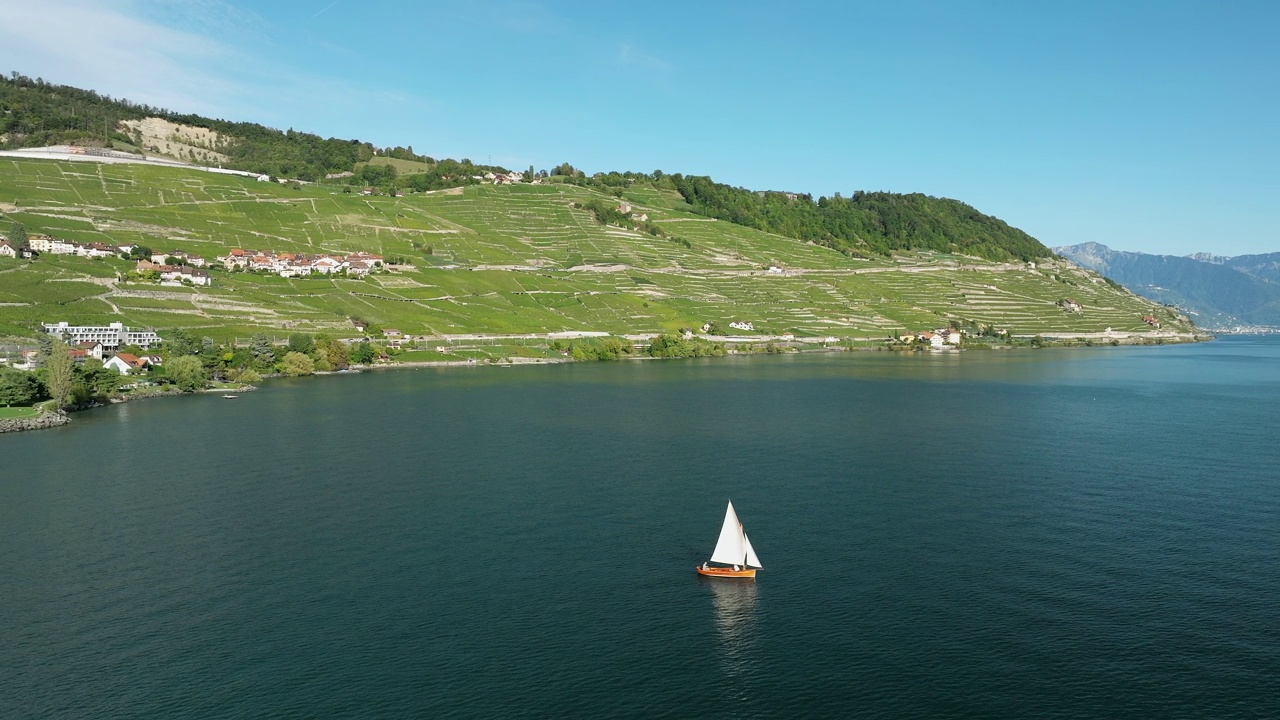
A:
[[0, 158, 1195, 343], [354, 156, 437, 175]]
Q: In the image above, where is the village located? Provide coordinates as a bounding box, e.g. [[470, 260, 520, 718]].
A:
[[0, 230, 385, 285]]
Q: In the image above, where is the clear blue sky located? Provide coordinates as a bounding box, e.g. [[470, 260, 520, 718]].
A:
[[3, 0, 1277, 256]]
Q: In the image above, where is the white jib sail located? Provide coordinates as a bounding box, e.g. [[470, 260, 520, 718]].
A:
[[743, 533, 761, 568], [709, 501, 747, 566]]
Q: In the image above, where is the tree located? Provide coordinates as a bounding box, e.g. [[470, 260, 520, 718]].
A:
[[279, 351, 315, 377], [249, 333, 275, 368], [0, 370, 43, 406], [288, 332, 314, 356], [315, 336, 349, 370], [350, 341, 375, 364], [166, 355, 208, 392], [45, 337, 74, 408], [9, 221, 27, 247], [164, 328, 200, 356]]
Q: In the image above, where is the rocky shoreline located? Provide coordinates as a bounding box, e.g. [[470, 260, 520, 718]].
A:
[[0, 411, 71, 434]]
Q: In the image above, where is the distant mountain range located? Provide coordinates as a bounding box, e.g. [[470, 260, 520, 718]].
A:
[[1055, 242, 1280, 330]]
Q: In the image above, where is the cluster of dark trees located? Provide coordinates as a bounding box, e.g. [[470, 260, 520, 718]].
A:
[[668, 175, 1050, 262]]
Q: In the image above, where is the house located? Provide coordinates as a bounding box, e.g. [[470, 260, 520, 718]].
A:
[[1059, 299, 1082, 312], [942, 328, 963, 345], [382, 329, 402, 338], [82, 243, 117, 258], [27, 235, 56, 253], [617, 201, 633, 214], [311, 256, 342, 274], [729, 321, 755, 331], [168, 267, 211, 286], [0, 239, 18, 258], [1142, 314, 1161, 328], [633, 213, 649, 222], [75, 341, 105, 361], [351, 319, 368, 332], [104, 353, 149, 375]]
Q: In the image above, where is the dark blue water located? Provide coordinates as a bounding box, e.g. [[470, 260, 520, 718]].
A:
[[3, 337, 1279, 718]]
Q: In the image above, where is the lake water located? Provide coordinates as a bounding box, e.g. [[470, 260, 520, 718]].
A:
[[3, 337, 1279, 718]]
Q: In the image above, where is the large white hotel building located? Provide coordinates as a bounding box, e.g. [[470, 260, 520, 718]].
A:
[[41, 322, 162, 350]]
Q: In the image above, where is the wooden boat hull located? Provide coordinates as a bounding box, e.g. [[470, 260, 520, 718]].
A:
[[696, 565, 757, 578]]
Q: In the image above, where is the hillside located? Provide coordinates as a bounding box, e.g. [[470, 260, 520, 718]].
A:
[[672, 176, 1051, 262], [1056, 242, 1280, 330], [0, 158, 1197, 351], [0, 73, 450, 181]]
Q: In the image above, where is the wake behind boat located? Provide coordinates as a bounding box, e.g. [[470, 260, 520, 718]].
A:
[[697, 500, 762, 578]]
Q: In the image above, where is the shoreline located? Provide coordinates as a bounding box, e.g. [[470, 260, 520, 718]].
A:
[[0, 334, 1213, 435]]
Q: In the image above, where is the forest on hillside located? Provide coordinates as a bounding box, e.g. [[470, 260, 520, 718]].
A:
[[0, 73, 436, 181], [670, 175, 1051, 262]]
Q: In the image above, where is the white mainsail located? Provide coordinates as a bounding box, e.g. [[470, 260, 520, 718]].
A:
[[709, 501, 762, 568]]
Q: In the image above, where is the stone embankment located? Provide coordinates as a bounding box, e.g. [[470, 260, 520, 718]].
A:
[[0, 412, 71, 434]]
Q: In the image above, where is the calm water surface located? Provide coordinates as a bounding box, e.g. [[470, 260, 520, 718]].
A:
[[3, 337, 1279, 718]]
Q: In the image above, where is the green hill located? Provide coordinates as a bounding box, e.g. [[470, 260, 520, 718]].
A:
[[0, 157, 1197, 349], [0, 73, 468, 181], [671, 176, 1050, 262]]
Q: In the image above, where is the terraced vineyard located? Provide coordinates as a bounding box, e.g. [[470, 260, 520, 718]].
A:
[[0, 158, 1197, 344]]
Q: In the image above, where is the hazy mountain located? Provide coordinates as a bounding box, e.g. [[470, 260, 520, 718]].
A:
[[1221, 252, 1280, 283], [1055, 242, 1280, 330]]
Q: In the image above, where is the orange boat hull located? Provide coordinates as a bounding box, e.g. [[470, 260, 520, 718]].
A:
[[696, 565, 757, 578]]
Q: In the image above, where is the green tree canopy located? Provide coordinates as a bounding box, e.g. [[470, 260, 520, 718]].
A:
[[350, 341, 376, 365], [279, 351, 315, 377], [0, 369, 44, 406], [44, 337, 74, 408], [166, 355, 208, 392], [669, 175, 1051, 262], [163, 328, 200, 357], [287, 333, 315, 356]]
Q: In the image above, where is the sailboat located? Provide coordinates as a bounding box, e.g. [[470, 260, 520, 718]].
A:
[[697, 501, 762, 578]]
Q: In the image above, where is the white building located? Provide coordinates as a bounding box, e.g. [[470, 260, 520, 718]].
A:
[[42, 322, 162, 350]]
